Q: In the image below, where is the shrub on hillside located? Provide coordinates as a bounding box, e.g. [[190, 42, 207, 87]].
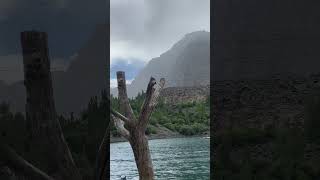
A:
[[145, 125, 157, 135]]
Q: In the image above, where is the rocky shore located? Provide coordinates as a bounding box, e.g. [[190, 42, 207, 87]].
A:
[[111, 129, 210, 143]]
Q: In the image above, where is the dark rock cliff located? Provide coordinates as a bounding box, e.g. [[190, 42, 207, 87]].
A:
[[161, 85, 209, 104], [213, 74, 320, 132]]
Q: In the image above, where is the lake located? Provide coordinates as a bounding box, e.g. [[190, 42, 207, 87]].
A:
[[110, 137, 210, 180]]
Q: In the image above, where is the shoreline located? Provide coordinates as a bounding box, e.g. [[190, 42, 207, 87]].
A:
[[110, 134, 209, 143]]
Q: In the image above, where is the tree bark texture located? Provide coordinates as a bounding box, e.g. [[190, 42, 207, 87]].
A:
[[111, 71, 165, 180], [21, 31, 81, 180]]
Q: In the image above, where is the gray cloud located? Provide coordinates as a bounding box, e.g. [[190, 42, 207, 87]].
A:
[[0, 0, 107, 57], [0, 0, 108, 83], [0, 54, 71, 84], [110, 0, 210, 63], [0, 0, 18, 21]]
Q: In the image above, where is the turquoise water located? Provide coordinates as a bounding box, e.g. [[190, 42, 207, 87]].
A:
[[110, 137, 210, 180]]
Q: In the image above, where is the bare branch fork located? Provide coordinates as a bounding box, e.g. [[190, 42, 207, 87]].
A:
[[111, 71, 165, 180]]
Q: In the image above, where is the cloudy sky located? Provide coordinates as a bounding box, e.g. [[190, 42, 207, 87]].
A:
[[0, 0, 210, 86], [110, 0, 210, 87], [0, 0, 107, 84]]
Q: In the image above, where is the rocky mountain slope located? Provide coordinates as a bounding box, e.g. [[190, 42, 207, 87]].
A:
[[52, 24, 108, 114], [212, 75, 320, 179], [112, 31, 210, 98], [160, 85, 209, 104], [213, 74, 320, 132]]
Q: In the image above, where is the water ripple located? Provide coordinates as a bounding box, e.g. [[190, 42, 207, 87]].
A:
[[110, 137, 209, 180]]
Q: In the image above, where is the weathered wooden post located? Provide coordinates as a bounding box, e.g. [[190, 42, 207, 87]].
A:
[[111, 71, 165, 180], [21, 31, 81, 180]]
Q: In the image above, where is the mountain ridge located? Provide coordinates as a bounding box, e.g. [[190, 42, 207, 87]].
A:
[[111, 30, 210, 98]]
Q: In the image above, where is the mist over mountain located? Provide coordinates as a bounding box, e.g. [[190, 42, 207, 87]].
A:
[[112, 31, 210, 98], [0, 25, 108, 114], [52, 24, 108, 114]]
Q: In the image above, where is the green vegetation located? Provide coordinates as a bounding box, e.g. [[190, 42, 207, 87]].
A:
[[214, 127, 313, 180], [110, 91, 210, 136], [214, 90, 320, 180], [1, 89, 209, 177], [60, 90, 109, 178], [0, 102, 27, 156], [0, 90, 110, 179]]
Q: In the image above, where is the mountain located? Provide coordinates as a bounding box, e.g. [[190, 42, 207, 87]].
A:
[[112, 31, 210, 98], [52, 24, 108, 114], [0, 25, 108, 114]]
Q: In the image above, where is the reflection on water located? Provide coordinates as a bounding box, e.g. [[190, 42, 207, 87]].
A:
[[110, 137, 210, 180]]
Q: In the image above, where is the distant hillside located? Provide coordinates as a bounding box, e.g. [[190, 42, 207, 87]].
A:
[[52, 24, 108, 114], [112, 31, 210, 98], [160, 85, 209, 104], [110, 89, 210, 139]]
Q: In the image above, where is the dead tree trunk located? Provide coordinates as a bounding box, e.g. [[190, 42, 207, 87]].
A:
[[111, 71, 165, 180], [3, 30, 114, 180], [21, 31, 81, 180]]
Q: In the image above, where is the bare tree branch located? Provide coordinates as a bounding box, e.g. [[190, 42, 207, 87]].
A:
[[112, 114, 131, 140], [138, 77, 165, 129], [95, 121, 110, 180], [110, 108, 131, 125], [0, 144, 54, 180], [150, 78, 166, 107], [117, 71, 136, 122], [109, 72, 163, 179], [138, 77, 156, 128]]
